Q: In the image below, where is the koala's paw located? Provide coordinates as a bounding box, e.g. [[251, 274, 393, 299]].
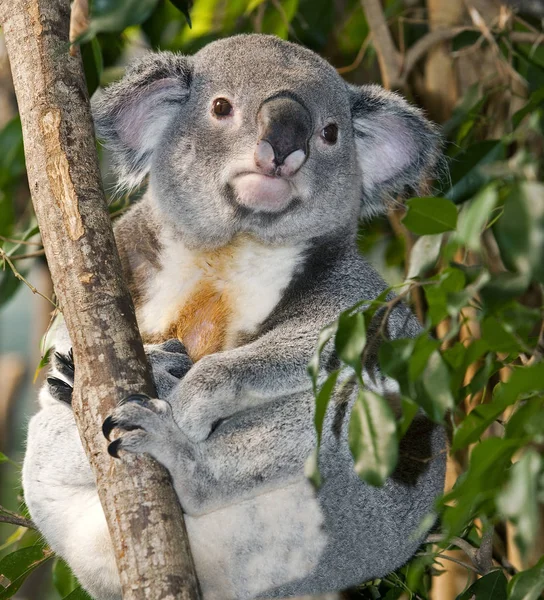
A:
[[102, 394, 181, 464], [145, 339, 193, 399], [170, 357, 238, 443], [47, 350, 75, 405]]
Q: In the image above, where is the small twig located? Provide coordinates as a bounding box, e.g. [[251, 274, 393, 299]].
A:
[[426, 533, 481, 564], [0, 506, 36, 529], [337, 33, 373, 75], [0, 247, 58, 308], [400, 26, 476, 84], [360, 0, 402, 89], [477, 526, 494, 574], [418, 551, 481, 574], [9, 249, 46, 260], [510, 31, 544, 45], [0, 234, 42, 246]]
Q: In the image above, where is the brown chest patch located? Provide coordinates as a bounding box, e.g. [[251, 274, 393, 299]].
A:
[[169, 281, 231, 362]]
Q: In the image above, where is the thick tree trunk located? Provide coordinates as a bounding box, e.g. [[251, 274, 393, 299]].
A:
[[0, 1, 201, 598]]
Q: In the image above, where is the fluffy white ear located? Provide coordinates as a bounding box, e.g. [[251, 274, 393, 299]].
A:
[[349, 84, 441, 218], [92, 52, 192, 191]]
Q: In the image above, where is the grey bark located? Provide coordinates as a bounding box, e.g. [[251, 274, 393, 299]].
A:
[[0, 1, 201, 598]]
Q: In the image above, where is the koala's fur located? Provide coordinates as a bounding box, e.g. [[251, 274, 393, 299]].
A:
[[22, 34, 446, 600]]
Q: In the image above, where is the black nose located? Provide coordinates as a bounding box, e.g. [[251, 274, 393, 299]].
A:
[[256, 94, 312, 166]]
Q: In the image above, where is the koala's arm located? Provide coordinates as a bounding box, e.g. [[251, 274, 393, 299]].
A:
[[166, 311, 338, 442]]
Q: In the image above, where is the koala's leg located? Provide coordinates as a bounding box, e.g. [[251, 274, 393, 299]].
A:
[[104, 389, 317, 516], [23, 401, 121, 600], [184, 478, 326, 600]]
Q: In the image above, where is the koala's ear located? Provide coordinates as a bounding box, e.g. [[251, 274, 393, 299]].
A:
[[349, 84, 441, 218], [92, 52, 192, 191]]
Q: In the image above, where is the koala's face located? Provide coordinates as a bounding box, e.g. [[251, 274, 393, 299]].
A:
[[94, 35, 440, 248]]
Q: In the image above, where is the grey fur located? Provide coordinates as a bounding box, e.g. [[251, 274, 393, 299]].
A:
[[23, 34, 446, 600]]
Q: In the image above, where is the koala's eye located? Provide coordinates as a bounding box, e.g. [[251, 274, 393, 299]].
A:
[[321, 124, 338, 144], [212, 98, 233, 118]]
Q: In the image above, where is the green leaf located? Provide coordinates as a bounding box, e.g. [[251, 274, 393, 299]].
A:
[[452, 363, 544, 451], [0, 452, 8, 463], [508, 556, 544, 600], [379, 338, 415, 397], [308, 322, 337, 391], [424, 268, 466, 326], [260, 0, 299, 39], [512, 87, 544, 128], [441, 438, 520, 536], [418, 351, 455, 422], [505, 397, 544, 441], [335, 311, 366, 376], [402, 197, 458, 235], [445, 140, 506, 204], [497, 450, 543, 557], [81, 0, 161, 41], [62, 587, 93, 600], [169, 0, 193, 26], [457, 569, 507, 600], [455, 185, 499, 251], [349, 389, 398, 486], [314, 370, 340, 444], [0, 546, 53, 599], [406, 234, 443, 278], [494, 182, 544, 284], [245, 0, 267, 14], [53, 558, 79, 597]]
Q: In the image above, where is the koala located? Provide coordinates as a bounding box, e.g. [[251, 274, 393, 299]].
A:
[[22, 34, 446, 600]]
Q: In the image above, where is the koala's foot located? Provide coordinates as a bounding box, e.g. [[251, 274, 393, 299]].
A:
[[102, 394, 183, 463], [47, 350, 74, 405]]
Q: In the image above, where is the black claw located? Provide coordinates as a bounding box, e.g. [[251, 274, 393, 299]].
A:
[[102, 415, 117, 441], [54, 352, 75, 381], [119, 393, 151, 407], [107, 438, 122, 459], [47, 376, 73, 405]]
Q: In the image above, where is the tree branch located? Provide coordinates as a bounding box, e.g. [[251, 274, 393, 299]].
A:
[[401, 27, 476, 84], [0, 506, 36, 529], [0, 1, 201, 598], [360, 0, 402, 89]]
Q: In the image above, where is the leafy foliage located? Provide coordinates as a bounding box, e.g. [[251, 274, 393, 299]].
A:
[[1, 0, 543, 599]]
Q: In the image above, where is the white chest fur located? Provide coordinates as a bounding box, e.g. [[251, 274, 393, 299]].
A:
[[137, 234, 304, 357]]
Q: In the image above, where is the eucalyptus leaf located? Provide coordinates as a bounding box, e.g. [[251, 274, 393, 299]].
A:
[[349, 389, 398, 487], [445, 140, 506, 204], [0, 546, 53, 600], [455, 185, 498, 251], [457, 569, 507, 600], [452, 363, 544, 452], [508, 556, 544, 600], [494, 182, 544, 284], [406, 234, 443, 279], [335, 311, 366, 376], [497, 450, 542, 558], [81, 0, 160, 41], [402, 197, 458, 236]]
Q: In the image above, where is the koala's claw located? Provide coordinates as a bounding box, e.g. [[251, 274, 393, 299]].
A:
[[102, 395, 179, 463], [47, 375, 73, 405], [107, 438, 122, 459], [47, 350, 75, 405]]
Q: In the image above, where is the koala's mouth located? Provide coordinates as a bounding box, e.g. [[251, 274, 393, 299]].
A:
[[231, 172, 294, 213]]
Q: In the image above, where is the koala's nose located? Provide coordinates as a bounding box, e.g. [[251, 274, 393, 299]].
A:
[[255, 95, 312, 176]]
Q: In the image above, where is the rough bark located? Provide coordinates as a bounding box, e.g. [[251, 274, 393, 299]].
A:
[[0, 1, 201, 598]]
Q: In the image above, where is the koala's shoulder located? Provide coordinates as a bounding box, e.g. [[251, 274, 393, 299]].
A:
[[113, 198, 162, 304]]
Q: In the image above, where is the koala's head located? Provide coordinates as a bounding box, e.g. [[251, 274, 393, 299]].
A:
[[93, 34, 440, 249]]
